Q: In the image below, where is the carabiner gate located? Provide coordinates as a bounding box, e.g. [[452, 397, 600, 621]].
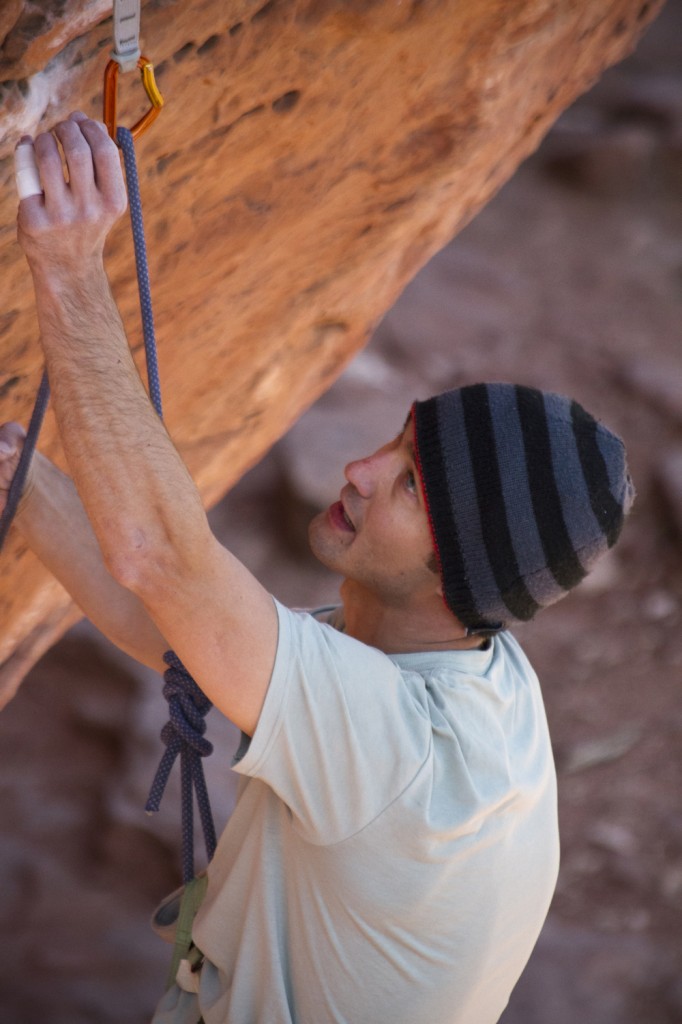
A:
[[103, 56, 164, 142]]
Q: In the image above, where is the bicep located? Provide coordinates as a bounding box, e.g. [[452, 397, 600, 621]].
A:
[[135, 536, 279, 735]]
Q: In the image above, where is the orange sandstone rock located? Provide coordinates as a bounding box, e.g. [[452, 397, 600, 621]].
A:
[[0, 0, 663, 700]]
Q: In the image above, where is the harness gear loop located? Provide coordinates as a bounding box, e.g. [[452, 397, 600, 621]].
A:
[[103, 56, 164, 142], [164, 874, 208, 992]]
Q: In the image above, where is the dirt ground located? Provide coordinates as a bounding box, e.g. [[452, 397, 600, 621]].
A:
[[1, 2, 681, 1021]]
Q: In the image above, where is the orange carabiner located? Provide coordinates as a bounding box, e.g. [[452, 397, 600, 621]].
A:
[[103, 56, 164, 142]]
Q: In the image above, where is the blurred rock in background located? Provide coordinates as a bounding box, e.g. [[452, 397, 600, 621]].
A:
[[1, 2, 681, 1021]]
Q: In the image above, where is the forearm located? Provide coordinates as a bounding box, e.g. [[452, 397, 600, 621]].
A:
[[17, 450, 168, 671], [31, 260, 210, 586], [17, 114, 211, 593]]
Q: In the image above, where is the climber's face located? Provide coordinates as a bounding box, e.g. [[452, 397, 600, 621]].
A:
[[308, 418, 440, 607]]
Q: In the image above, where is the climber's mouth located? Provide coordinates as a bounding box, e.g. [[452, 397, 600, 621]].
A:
[[328, 499, 356, 533]]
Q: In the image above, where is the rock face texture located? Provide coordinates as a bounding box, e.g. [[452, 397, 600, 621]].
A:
[[0, 0, 663, 698]]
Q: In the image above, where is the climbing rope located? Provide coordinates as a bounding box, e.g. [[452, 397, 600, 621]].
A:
[[117, 127, 216, 882], [116, 126, 163, 417], [0, 370, 49, 552], [3, 36, 215, 886], [146, 652, 217, 882]]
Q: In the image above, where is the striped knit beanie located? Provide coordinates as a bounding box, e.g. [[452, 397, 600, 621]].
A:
[[411, 383, 635, 634]]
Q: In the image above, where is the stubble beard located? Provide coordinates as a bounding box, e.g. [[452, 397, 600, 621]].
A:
[[308, 513, 428, 609], [307, 510, 347, 573]]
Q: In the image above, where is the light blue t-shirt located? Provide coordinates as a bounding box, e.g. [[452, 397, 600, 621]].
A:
[[153, 600, 559, 1024]]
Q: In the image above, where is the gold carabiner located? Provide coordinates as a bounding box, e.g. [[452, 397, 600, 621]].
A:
[[103, 56, 164, 142]]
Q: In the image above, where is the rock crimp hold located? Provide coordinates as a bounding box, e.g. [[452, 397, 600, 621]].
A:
[[0, 0, 664, 702]]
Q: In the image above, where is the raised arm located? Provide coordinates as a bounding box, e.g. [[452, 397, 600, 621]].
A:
[[0, 425, 167, 676], [15, 112, 278, 735]]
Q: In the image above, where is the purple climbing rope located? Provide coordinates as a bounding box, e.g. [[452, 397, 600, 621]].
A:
[[146, 652, 218, 882], [118, 125, 216, 883], [116, 127, 163, 418], [0, 369, 49, 552]]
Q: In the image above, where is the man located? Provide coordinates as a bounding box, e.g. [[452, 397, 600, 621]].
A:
[[1, 113, 634, 1023]]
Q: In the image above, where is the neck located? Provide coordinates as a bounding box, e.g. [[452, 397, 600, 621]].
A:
[[339, 580, 484, 654]]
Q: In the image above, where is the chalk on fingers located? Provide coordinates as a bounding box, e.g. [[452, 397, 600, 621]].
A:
[[14, 140, 43, 200]]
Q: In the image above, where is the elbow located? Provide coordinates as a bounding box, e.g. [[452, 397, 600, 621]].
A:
[[103, 516, 212, 599], [103, 525, 168, 597]]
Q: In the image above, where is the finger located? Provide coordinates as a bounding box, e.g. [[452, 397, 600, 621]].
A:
[[53, 118, 96, 196], [14, 137, 44, 202], [78, 118, 127, 214], [33, 130, 69, 209]]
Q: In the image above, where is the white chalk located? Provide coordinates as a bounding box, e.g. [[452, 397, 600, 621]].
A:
[[14, 141, 42, 200]]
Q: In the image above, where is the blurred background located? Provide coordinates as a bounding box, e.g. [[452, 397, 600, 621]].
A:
[[1, 1, 681, 1021]]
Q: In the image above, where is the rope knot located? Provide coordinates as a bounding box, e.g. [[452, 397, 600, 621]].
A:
[[146, 651, 217, 882], [160, 654, 213, 758]]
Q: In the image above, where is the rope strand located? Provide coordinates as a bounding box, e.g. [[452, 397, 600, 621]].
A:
[[118, 130, 216, 882], [146, 651, 217, 882], [0, 370, 50, 553], [117, 127, 163, 418]]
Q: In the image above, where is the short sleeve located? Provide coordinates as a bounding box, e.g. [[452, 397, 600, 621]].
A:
[[232, 599, 432, 844]]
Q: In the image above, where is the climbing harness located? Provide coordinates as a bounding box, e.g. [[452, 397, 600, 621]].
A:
[[2, 4, 216, 893], [152, 870, 209, 991]]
